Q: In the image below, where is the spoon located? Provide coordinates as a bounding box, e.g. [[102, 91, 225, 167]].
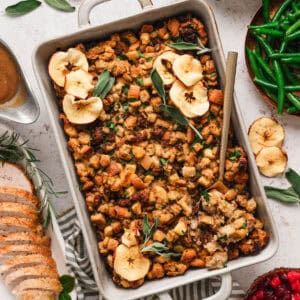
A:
[[209, 51, 238, 193], [0, 40, 39, 124]]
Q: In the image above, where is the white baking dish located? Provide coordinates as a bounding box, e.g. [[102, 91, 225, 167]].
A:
[[32, 1, 279, 299]]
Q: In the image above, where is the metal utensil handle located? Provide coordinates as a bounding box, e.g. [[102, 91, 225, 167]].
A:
[[219, 52, 238, 180], [157, 273, 232, 300], [78, 0, 153, 27]]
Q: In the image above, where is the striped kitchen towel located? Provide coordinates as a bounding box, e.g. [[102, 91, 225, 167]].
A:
[[57, 208, 245, 300]]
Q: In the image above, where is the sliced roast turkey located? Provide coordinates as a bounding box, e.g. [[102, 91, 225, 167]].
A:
[[0, 187, 39, 208], [0, 232, 49, 247], [5, 265, 59, 289], [0, 202, 39, 221], [0, 163, 33, 193], [0, 216, 39, 233], [12, 277, 63, 295], [17, 290, 56, 300], [0, 253, 57, 278]]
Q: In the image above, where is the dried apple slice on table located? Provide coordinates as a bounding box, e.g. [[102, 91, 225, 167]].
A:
[[248, 117, 285, 155], [62, 94, 103, 125], [173, 54, 203, 87], [255, 146, 287, 177], [153, 51, 179, 85], [48, 48, 89, 87], [114, 244, 150, 282], [169, 80, 209, 118]]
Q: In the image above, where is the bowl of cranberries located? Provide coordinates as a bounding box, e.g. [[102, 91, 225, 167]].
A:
[[246, 268, 300, 300]]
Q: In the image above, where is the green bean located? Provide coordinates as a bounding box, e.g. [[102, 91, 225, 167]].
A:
[[253, 53, 276, 81], [273, 60, 285, 114], [252, 28, 284, 37], [272, 0, 293, 22], [282, 64, 300, 86], [287, 106, 300, 113], [285, 30, 300, 44], [253, 33, 273, 56], [263, 0, 270, 23], [269, 53, 300, 59], [254, 40, 262, 56], [286, 19, 300, 35], [246, 47, 261, 78], [287, 93, 300, 110], [281, 57, 300, 64], [254, 78, 300, 91], [248, 22, 279, 30]]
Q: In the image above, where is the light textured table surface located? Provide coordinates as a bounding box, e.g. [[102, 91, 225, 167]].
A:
[[1, 0, 300, 294]]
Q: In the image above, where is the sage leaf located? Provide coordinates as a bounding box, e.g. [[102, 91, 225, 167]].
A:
[[159, 104, 189, 126], [168, 41, 201, 51], [286, 168, 300, 196], [93, 70, 115, 99], [151, 69, 166, 103], [142, 215, 159, 246], [264, 186, 300, 203], [5, 0, 41, 16], [141, 242, 181, 258], [100, 77, 115, 99], [44, 0, 74, 12], [59, 275, 75, 293], [141, 242, 169, 253]]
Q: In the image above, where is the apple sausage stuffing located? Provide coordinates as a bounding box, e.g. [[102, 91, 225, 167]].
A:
[[48, 14, 268, 288]]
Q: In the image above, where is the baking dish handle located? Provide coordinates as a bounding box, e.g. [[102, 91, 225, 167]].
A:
[[78, 0, 153, 27], [157, 273, 232, 300]]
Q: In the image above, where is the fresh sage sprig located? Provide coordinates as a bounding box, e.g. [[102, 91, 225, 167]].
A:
[[168, 38, 211, 55], [151, 68, 202, 140], [264, 168, 300, 204], [0, 131, 66, 229], [93, 69, 116, 99], [141, 216, 181, 258], [142, 214, 159, 247], [5, 0, 41, 15], [5, 0, 74, 16], [59, 275, 75, 300], [141, 242, 181, 259]]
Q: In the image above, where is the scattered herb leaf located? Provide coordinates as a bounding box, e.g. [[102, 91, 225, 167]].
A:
[[93, 70, 115, 99], [200, 189, 210, 202], [44, 0, 74, 12], [146, 56, 153, 62], [122, 85, 129, 95], [217, 234, 228, 241], [242, 222, 248, 229], [286, 168, 300, 196], [264, 186, 299, 203], [138, 49, 144, 58], [159, 104, 189, 126], [59, 275, 75, 299], [5, 0, 41, 16], [59, 292, 71, 300]]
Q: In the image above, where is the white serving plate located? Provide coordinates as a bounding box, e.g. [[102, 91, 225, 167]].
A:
[[0, 123, 76, 300]]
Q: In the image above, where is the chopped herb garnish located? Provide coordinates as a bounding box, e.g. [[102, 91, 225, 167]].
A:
[[196, 170, 201, 177], [200, 189, 210, 202], [106, 121, 117, 133], [128, 98, 138, 102], [118, 54, 128, 60], [160, 158, 168, 166], [242, 222, 248, 229], [138, 49, 144, 58], [122, 85, 129, 95], [136, 77, 144, 86], [146, 56, 153, 62], [217, 235, 228, 241], [228, 150, 242, 161]]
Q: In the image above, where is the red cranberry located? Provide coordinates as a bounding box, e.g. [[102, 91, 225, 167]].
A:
[[293, 293, 300, 300], [270, 276, 281, 288], [275, 285, 287, 297], [255, 290, 264, 299], [290, 281, 300, 293], [288, 271, 300, 282], [282, 293, 292, 300]]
